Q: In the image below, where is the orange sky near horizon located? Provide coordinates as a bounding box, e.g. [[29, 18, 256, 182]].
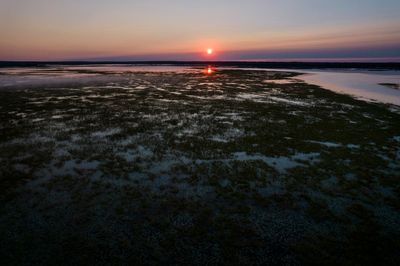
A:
[[1, 0, 400, 61]]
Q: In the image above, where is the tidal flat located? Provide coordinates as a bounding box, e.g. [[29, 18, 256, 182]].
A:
[[0, 67, 399, 265]]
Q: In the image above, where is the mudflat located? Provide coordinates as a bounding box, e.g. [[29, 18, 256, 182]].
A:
[[0, 68, 399, 265]]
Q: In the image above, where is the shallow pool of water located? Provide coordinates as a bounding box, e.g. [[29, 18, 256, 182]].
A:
[[226, 67, 400, 105], [300, 70, 400, 105]]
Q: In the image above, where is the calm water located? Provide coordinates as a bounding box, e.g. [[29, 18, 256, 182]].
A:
[[299, 70, 400, 105], [1, 64, 399, 105], [226, 67, 400, 106]]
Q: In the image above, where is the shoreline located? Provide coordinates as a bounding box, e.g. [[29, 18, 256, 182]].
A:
[[1, 65, 399, 107]]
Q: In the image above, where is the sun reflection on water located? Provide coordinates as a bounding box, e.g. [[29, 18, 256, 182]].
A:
[[205, 65, 214, 75]]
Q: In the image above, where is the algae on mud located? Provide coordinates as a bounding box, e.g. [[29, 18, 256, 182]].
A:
[[0, 68, 399, 265]]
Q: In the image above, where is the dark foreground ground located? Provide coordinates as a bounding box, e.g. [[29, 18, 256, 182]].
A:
[[0, 68, 399, 265]]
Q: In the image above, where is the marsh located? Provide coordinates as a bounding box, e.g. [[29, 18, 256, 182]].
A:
[[0, 65, 399, 265]]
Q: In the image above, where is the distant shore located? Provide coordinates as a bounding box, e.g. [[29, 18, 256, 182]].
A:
[[1, 61, 400, 70]]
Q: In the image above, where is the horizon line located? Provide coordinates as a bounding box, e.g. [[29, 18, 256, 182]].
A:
[[1, 59, 400, 64]]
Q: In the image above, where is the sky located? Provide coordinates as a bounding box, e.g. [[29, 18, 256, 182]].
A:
[[0, 0, 400, 61]]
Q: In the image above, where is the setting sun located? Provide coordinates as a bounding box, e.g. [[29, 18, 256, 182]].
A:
[[207, 48, 213, 55]]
